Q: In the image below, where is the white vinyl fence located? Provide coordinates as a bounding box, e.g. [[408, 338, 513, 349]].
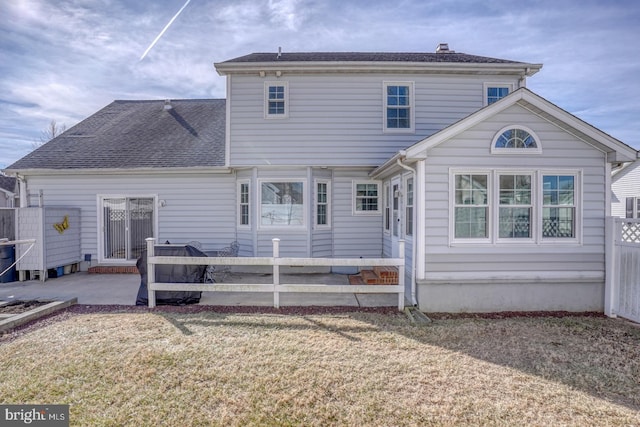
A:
[[605, 217, 640, 323], [145, 238, 405, 310]]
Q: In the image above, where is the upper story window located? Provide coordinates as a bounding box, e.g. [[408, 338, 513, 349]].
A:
[[383, 82, 415, 133], [491, 126, 542, 154], [265, 82, 288, 118], [484, 83, 513, 105]]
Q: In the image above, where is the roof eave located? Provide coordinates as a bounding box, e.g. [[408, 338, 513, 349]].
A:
[[3, 166, 232, 176], [215, 61, 543, 76]]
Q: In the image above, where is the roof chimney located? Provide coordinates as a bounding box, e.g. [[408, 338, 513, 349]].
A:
[[163, 99, 172, 111], [436, 43, 453, 53], [277, 46, 282, 59]]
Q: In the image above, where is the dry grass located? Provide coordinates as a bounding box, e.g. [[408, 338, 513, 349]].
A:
[[0, 309, 639, 426]]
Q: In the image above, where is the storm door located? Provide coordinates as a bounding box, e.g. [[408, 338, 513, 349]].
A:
[[102, 197, 154, 261]]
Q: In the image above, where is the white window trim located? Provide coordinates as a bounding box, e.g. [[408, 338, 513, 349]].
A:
[[353, 180, 382, 216], [314, 179, 331, 229], [404, 175, 414, 240], [491, 125, 542, 155], [449, 169, 582, 246], [257, 179, 307, 230], [494, 170, 535, 244], [264, 81, 289, 119], [483, 82, 515, 106], [449, 170, 492, 245], [237, 180, 250, 229], [383, 81, 415, 134], [537, 170, 582, 244]]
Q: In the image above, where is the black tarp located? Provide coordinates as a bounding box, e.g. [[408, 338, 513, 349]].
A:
[[135, 245, 208, 306]]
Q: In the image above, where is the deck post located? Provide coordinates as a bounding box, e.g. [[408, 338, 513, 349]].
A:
[[273, 238, 280, 308], [146, 237, 156, 308], [398, 240, 405, 311]]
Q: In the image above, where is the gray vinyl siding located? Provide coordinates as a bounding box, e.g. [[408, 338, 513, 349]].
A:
[[229, 74, 519, 167], [422, 104, 608, 277], [24, 173, 236, 262], [332, 169, 383, 257], [612, 161, 640, 218]]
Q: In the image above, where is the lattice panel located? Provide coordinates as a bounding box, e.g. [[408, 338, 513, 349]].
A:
[[621, 222, 640, 243]]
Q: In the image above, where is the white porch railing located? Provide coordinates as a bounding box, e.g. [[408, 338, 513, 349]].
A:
[[605, 217, 640, 323], [145, 238, 405, 310]]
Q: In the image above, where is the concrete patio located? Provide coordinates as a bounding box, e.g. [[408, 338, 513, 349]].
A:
[[0, 271, 403, 307]]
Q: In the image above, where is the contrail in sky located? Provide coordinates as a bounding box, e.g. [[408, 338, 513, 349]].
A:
[[139, 0, 192, 61]]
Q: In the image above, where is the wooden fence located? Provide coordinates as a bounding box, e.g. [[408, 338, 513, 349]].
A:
[[145, 238, 405, 310]]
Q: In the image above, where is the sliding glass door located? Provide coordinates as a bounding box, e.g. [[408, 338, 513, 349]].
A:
[[102, 197, 154, 261]]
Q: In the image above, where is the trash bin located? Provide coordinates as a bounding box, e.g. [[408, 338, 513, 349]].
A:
[[0, 245, 16, 283]]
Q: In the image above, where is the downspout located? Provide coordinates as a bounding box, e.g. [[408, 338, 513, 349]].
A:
[[396, 152, 418, 306], [17, 174, 27, 208]]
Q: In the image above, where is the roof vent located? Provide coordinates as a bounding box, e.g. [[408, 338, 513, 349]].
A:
[[277, 46, 282, 59], [436, 43, 454, 53], [163, 99, 172, 111]]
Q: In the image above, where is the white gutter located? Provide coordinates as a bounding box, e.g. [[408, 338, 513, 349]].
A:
[[395, 153, 418, 307]]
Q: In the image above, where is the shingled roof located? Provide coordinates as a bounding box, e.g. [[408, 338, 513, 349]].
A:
[[0, 175, 16, 194], [220, 51, 525, 64], [6, 99, 226, 171]]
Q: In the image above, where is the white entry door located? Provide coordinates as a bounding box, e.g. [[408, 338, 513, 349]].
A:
[[391, 177, 401, 258]]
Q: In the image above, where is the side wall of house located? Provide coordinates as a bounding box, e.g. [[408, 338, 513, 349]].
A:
[[417, 104, 608, 312], [228, 73, 519, 167], [611, 161, 640, 218], [23, 173, 237, 265]]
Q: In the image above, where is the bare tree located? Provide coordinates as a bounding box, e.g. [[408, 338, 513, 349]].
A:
[[32, 119, 66, 149]]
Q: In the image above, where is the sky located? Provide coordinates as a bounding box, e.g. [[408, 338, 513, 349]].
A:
[[1, 0, 639, 168]]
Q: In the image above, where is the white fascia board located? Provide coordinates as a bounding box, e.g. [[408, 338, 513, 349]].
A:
[[516, 90, 637, 162], [404, 88, 637, 162], [215, 61, 543, 76], [3, 166, 232, 176]]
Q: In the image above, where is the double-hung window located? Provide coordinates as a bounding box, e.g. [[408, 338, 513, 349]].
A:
[[315, 180, 330, 228], [238, 181, 250, 227], [354, 181, 380, 215], [454, 174, 489, 239], [384, 82, 414, 133], [265, 82, 288, 118], [498, 174, 532, 239], [405, 177, 414, 237], [542, 175, 576, 238], [451, 170, 579, 243]]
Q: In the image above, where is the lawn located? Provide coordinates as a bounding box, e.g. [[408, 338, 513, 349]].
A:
[[0, 307, 639, 426]]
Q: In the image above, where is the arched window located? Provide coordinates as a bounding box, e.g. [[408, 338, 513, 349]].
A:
[[491, 126, 541, 154]]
